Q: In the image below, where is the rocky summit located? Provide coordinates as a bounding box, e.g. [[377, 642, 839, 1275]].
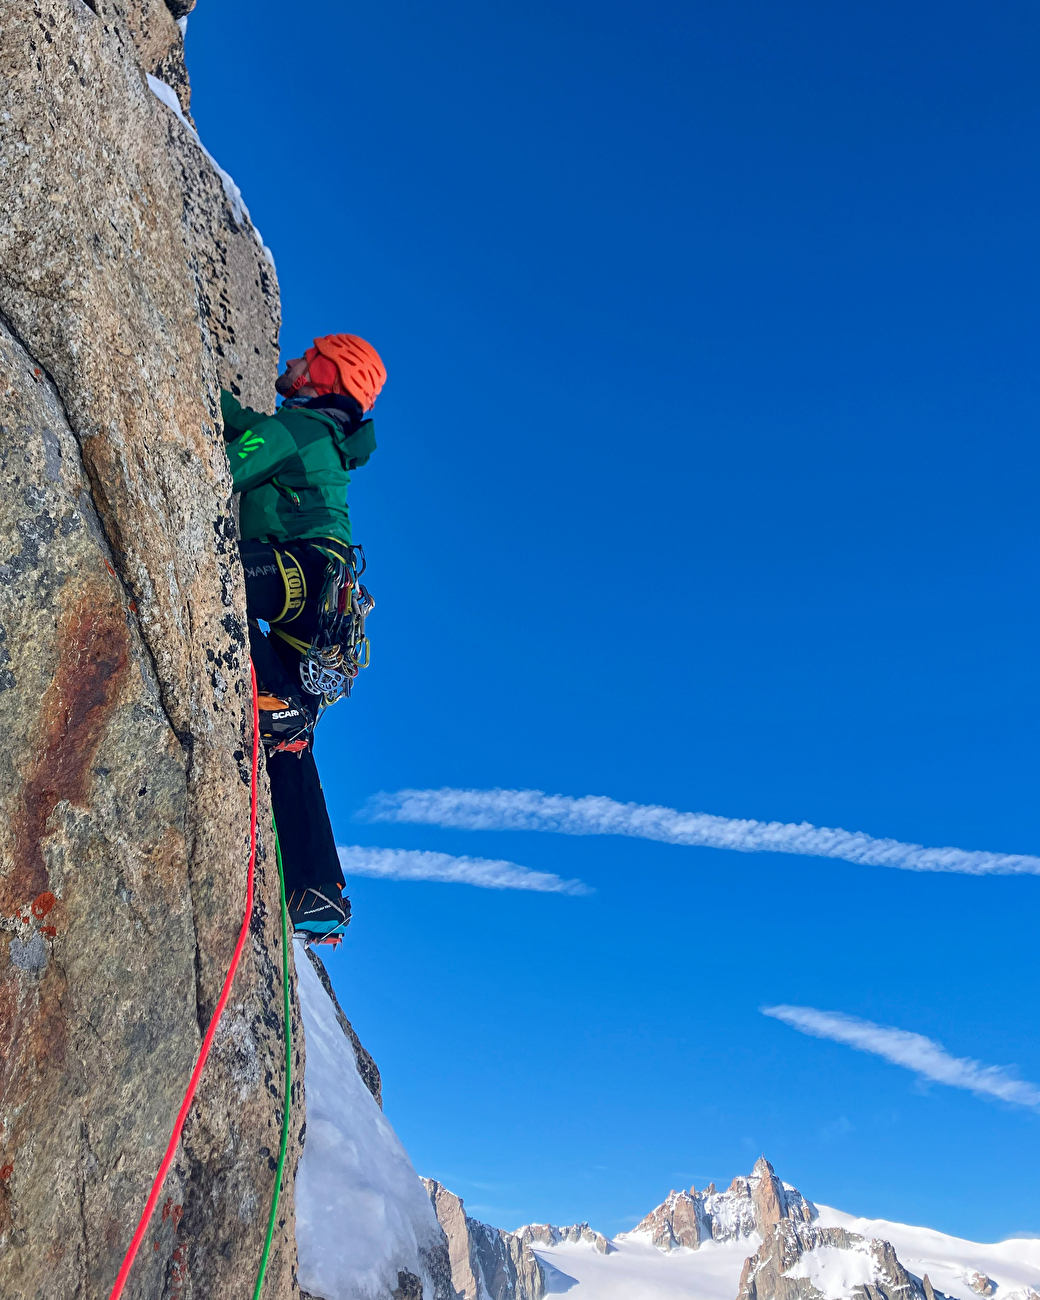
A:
[[621, 1154, 818, 1252], [737, 1221, 947, 1300]]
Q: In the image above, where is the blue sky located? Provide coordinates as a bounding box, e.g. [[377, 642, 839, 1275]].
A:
[[188, 0, 1040, 1241]]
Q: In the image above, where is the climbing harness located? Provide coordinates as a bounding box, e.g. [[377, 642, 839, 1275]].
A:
[[108, 662, 293, 1300], [273, 544, 374, 721]]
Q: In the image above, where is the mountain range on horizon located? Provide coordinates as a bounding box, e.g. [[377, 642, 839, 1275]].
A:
[[420, 1156, 1040, 1300], [296, 947, 1040, 1300]]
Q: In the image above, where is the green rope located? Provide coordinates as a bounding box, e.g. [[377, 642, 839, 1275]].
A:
[[253, 815, 292, 1299]]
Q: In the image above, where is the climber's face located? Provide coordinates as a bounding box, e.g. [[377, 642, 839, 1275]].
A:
[[275, 355, 317, 398]]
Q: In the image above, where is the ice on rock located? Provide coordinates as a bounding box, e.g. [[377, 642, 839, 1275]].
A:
[[295, 940, 445, 1300]]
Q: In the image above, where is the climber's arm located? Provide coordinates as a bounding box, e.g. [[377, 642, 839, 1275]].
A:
[[220, 388, 273, 442], [226, 415, 298, 493]]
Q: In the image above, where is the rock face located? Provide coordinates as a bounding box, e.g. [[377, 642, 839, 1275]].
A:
[[0, 3, 300, 1298], [423, 1160, 1026, 1300], [736, 1220, 952, 1300], [518, 1222, 613, 1256], [625, 1156, 817, 1251], [422, 1179, 553, 1300]]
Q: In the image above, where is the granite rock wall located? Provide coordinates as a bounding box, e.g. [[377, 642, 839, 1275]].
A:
[[0, 2, 303, 1296]]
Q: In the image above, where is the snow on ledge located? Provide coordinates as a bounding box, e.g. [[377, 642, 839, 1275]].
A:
[[145, 74, 275, 270], [294, 939, 444, 1300], [784, 1243, 875, 1300]]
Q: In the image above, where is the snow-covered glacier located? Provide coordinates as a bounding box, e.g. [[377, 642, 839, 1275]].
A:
[[297, 972, 1040, 1300]]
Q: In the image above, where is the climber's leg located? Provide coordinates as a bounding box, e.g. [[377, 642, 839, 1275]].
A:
[[240, 540, 312, 752], [247, 619, 297, 701], [269, 743, 350, 941], [241, 540, 349, 941]]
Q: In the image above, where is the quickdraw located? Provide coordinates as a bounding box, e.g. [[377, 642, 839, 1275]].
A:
[[298, 545, 374, 716]]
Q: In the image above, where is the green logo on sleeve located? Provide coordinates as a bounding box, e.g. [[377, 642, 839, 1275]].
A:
[[236, 431, 265, 459]]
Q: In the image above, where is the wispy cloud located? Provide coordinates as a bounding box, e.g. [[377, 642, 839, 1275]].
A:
[[762, 1005, 1040, 1109], [337, 845, 591, 896], [361, 788, 1040, 877]]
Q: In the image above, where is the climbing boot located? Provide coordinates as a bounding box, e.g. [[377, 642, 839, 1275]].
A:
[[257, 693, 312, 755], [287, 884, 351, 943]]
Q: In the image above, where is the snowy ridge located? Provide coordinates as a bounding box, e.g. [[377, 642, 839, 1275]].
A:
[[515, 1223, 613, 1255], [145, 75, 276, 268], [507, 1164, 1039, 1300], [814, 1205, 1040, 1300], [526, 1212, 1040, 1300]]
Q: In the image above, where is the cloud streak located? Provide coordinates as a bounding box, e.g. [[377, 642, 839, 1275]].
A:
[[762, 1005, 1040, 1108], [361, 788, 1040, 877], [337, 845, 591, 896]]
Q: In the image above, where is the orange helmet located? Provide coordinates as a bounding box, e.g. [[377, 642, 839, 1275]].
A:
[[306, 334, 387, 413]]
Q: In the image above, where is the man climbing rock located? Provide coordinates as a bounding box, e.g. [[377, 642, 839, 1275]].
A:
[[222, 333, 386, 942]]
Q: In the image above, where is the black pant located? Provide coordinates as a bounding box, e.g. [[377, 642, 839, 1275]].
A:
[[241, 539, 346, 893], [267, 745, 342, 894]]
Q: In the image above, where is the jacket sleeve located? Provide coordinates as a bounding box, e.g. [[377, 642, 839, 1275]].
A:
[[226, 414, 298, 493], [220, 388, 273, 442]]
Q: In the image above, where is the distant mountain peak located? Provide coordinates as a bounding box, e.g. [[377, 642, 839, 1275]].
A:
[[737, 1221, 956, 1300], [417, 1158, 1040, 1300], [620, 1156, 817, 1253]]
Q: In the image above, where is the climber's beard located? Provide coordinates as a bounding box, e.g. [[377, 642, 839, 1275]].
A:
[[276, 357, 309, 397]]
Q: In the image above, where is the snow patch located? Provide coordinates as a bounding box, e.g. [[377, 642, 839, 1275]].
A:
[[295, 940, 444, 1300], [814, 1207, 1040, 1300], [540, 1256, 580, 1293], [145, 74, 275, 269], [785, 1243, 876, 1300], [529, 1236, 756, 1300]]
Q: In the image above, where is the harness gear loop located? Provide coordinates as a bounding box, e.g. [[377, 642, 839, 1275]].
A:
[[296, 544, 374, 718]]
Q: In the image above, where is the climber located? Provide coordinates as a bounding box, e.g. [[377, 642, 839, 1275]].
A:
[[223, 333, 386, 943]]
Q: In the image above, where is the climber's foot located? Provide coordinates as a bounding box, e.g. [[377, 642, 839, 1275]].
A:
[[257, 693, 312, 755], [287, 884, 351, 943]]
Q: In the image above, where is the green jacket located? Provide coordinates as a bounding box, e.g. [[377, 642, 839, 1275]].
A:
[[221, 390, 376, 544]]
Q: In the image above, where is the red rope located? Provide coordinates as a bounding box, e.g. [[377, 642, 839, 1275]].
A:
[[108, 660, 261, 1300]]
